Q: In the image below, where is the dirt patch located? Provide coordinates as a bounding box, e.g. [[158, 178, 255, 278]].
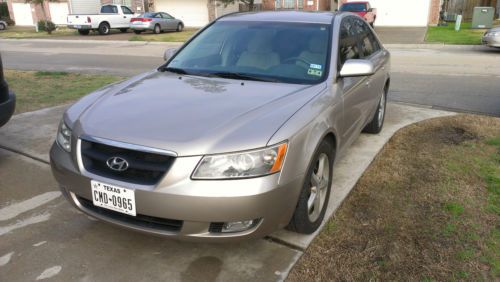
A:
[[288, 115, 500, 281]]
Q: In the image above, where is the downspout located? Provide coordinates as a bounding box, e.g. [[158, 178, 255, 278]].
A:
[[317, 0, 319, 11]]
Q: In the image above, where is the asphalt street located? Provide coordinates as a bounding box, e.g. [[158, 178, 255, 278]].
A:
[[1, 39, 498, 116]]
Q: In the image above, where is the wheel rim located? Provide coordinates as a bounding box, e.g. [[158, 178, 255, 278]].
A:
[[155, 26, 160, 33], [103, 25, 109, 34], [378, 93, 385, 126], [307, 153, 330, 222], [0, 24, 4, 30]]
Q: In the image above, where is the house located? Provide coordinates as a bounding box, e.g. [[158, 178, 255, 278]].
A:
[[340, 0, 442, 27], [6, 0, 70, 26]]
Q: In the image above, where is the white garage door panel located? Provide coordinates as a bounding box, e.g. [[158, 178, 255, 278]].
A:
[[155, 0, 209, 27], [350, 0, 431, 27], [12, 3, 34, 26], [49, 3, 70, 25], [70, 0, 100, 14]]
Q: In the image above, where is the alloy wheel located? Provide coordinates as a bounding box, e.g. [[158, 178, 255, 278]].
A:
[[307, 153, 330, 222]]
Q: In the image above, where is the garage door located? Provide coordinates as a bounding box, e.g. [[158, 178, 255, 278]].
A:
[[12, 3, 34, 26], [49, 3, 70, 25], [70, 0, 100, 14], [353, 0, 431, 27], [154, 0, 209, 27]]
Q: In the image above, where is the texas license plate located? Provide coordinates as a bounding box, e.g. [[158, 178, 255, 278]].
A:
[[91, 180, 136, 216]]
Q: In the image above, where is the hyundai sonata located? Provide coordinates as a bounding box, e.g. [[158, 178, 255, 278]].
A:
[[50, 11, 390, 241]]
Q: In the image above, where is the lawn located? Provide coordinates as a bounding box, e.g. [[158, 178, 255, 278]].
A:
[[129, 28, 198, 42], [288, 115, 500, 281], [426, 22, 488, 45], [0, 26, 78, 39], [5, 70, 121, 114]]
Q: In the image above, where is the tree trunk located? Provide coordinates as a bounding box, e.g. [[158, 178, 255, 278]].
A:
[[39, 1, 51, 34]]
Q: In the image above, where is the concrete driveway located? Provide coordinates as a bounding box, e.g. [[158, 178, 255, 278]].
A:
[[0, 102, 453, 281], [374, 27, 427, 44]]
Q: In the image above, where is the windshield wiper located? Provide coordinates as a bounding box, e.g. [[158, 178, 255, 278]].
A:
[[162, 67, 189, 75], [207, 72, 281, 83]]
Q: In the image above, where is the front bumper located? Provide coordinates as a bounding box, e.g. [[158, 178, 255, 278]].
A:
[[482, 35, 500, 47], [50, 142, 304, 241], [0, 91, 15, 127]]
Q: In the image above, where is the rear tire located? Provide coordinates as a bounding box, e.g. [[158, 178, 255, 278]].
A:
[[98, 22, 110, 35], [133, 30, 142, 34], [153, 24, 161, 34], [119, 28, 128, 33], [78, 29, 90, 35], [0, 23, 5, 31], [287, 139, 334, 234], [363, 84, 388, 134], [176, 23, 184, 32]]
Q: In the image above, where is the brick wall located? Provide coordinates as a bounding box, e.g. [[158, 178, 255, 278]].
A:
[[428, 0, 441, 25]]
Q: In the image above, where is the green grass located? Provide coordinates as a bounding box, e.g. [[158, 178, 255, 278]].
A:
[[0, 26, 78, 39], [129, 29, 198, 42], [444, 202, 465, 217], [425, 22, 488, 45], [5, 70, 121, 114]]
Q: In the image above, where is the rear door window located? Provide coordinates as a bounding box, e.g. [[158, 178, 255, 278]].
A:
[[122, 6, 134, 15]]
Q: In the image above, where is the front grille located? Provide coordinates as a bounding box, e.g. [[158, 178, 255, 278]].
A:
[[77, 196, 183, 232], [209, 222, 224, 233], [80, 139, 174, 185]]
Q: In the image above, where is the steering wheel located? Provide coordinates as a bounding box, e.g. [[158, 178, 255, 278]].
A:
[[283, 57, 312, 68]]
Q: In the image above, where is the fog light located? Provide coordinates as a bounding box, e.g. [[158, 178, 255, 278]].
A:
[[221, 219, 258, 233]]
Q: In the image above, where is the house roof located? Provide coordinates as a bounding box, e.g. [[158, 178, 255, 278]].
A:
[[218, 11, 337, 24]]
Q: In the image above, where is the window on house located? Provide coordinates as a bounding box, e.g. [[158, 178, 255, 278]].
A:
[[298, 0, 304, 9], [283, 0, 295, 9], [113, 0, 132, 8], [275, 0, 281, 9]]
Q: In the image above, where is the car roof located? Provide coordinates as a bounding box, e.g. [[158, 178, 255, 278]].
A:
[[218, 11, 337, 24]]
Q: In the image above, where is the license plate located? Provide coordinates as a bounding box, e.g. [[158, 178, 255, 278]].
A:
[[91, 180, 136, 216]]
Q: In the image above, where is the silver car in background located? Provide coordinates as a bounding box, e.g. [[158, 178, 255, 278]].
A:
[[130, 12, 184, 34], [50, 11, 390, 241], [482, 27, 500, 48]]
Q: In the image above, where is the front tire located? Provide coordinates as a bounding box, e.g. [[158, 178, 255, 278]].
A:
[[287, 139, 334, 234], [98, 22, 110, 35], [153, 24, 161, 34], [363, 85, 387, 134], [176, 23, 184, 32]]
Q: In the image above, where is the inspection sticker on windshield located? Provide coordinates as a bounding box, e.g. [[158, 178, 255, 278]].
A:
[[308, 69, 323, 77], [310, 64, 322, 70]]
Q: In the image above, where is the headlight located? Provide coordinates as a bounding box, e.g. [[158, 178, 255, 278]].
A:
[[192, 143, 287, 180], [56, 121, 72, 152]]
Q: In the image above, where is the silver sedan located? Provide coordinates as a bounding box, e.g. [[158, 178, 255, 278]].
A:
[[130, 12, 184, 34], [50, 11, 390, 241], [482, 27, 500, 48]]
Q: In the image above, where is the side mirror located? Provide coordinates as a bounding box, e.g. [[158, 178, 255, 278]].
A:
[[339, 59, 375, 77], [164, 48, 178, 61]]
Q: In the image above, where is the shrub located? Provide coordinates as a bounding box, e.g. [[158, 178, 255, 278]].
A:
[[0, 3, 9, 18], [37, 20, 56, 34]]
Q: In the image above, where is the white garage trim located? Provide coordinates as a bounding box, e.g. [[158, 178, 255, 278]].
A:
[[154, 0, 209, 27], [346, 0, 432, 27], [49, 3, 70, 25], [12, 3, 34, 26]]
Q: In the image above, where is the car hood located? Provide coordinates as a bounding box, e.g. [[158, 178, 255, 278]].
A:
[[68, 71, 325, 156], [488, 27, 500, 33]]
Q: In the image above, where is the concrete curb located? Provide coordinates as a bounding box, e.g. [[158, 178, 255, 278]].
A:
[[385, 43, 491, 50], [0, 38, 184, 46]]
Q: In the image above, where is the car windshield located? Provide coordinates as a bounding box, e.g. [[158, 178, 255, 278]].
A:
[[165, 21, 331, 84], [340, 3, 367, 12]]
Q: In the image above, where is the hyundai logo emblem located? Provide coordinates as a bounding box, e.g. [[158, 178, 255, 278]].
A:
[[106, 157, 129, 172]]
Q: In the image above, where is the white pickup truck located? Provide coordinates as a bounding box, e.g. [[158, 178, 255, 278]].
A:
[[67, 4, 136, 35]]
